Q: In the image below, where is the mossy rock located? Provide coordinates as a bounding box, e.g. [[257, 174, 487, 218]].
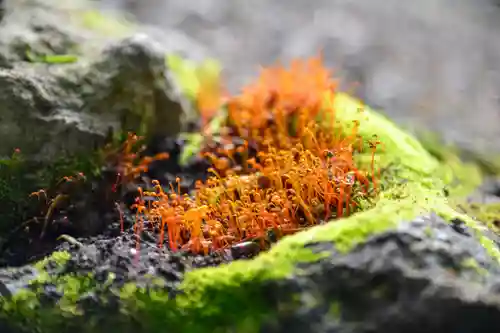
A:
[[1, 92, 500, 333], [0, 0, 196, 227]]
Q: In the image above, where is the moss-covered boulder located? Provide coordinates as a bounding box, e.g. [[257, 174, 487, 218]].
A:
[[1, 92, 499, 333]]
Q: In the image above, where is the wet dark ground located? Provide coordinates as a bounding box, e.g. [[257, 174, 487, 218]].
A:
[[0, 135, 260, 271]]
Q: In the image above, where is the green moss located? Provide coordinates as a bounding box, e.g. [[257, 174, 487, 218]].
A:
[[437, 207, 500, 261], [453, 202, 500, 235], [25, 51, 79, 64], [166, 54, 221, 103], [460, 258, 488, 276], [414, 130, 484, 197], [330, 93, 438, 173], [76, 10, 134, 37], [2, 92, 499, 333], [166, 55, 225, 164], [328, 301, 342, 319], [0, 151, 30, 224], [34, 251, 71, 271], [0, 147, 104, 233]]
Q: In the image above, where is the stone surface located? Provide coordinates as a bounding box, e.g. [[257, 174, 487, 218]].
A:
[[0, 0, 189, 161], [77, 33, 188, 138], [261, 213, 500, 333]]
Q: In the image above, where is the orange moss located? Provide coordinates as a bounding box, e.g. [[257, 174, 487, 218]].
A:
[[28, 56, 381, 256], [226, 55, 337, 141], [133, 55, 381, 255], [140, 141, 372, 253], [110, 133, 170, 184], [28, 133, 169, 238]]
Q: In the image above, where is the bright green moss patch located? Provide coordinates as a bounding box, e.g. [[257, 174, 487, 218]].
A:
[[415, 130, 484, 197], [454, 201, 500, 234], [331, 92, 439, 173], [166, 55, 222, 103], [25, 51, 79, 64], [2, 91, 499, 333], [76, 10, 134, 37]]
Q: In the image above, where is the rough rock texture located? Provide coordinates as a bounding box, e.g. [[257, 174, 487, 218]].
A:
[[77, 33, 188, 137], [104, 0, 500, 154], [0, 231, 229, 299], [0, 0, 188, 161], [261, 213, 500, 333]]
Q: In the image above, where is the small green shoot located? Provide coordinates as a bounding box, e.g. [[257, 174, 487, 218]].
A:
[[25, 50, 78, 64], [179, 109, 227, 166]]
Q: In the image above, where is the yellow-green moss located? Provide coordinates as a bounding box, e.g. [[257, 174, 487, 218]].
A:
[[454, 202, 500, 234], [328, 301, 342, 319], [166, 54, 222, 103], [460, 257, 489, 276], [1, 90, 499, 333], [75, 9, 134, 37]]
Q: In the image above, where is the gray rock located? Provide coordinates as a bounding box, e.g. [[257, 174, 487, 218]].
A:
[[0, 266, 38, 297], [0, 64, 111, 160], [0, 0, 190, 161], [0, 68, 95, 159], [0, 0, 4, 25], [261, 213, 500, 333], [77, 33, 189, 138], [1, 0, 97, 64]]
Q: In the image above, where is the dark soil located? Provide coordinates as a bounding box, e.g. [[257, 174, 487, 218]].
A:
[[0, 135, 259, 272]]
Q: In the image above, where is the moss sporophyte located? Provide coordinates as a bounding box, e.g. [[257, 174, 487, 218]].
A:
[[128, 55, 500, 260], [26, 55, 499, 260], [4, 54, 500, 333], [126, 56, 385, 255]]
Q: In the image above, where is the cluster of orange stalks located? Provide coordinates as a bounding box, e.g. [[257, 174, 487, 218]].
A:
[[28, 134, 170, 239], [131, 56, 382, 255], [27, 56, 381, 257]]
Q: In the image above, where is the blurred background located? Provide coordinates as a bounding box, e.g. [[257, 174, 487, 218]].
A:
[[98, 0, 500, 154]]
